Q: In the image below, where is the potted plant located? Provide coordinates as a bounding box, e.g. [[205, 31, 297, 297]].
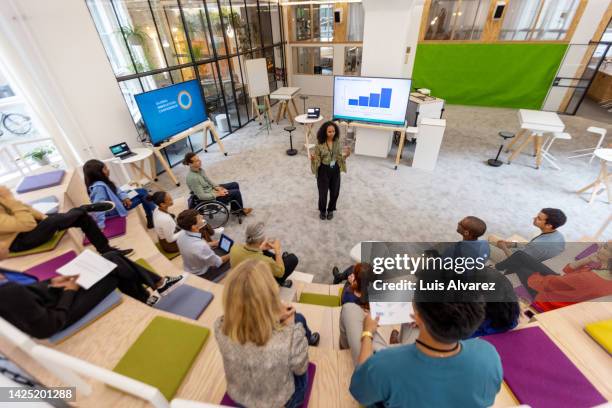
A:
[[24, 146, 54, 165], [117, 25, 150, 46]]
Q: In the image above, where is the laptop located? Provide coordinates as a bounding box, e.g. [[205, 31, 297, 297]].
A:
[[109, 142, 137, 160], [307, 107, 320, 119], [217, 234, 234, 254]]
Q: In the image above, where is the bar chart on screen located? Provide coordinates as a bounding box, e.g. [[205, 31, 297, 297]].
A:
[[333, 76, 411, 125]]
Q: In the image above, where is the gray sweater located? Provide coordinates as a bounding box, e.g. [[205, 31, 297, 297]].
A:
[[214, 316, 309, 408]]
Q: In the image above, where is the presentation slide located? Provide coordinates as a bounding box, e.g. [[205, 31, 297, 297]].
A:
[[333, 76, 412, 125], [135, 79, 207, 145]]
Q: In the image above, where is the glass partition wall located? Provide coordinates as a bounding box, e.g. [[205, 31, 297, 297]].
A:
[[86, 0, 285, 168]]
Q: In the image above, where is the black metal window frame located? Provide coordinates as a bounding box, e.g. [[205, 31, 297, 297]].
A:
[[89, 0, 287, 170]]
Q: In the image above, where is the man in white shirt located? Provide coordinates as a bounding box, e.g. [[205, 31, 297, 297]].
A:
[[176, 209, 230, 281]]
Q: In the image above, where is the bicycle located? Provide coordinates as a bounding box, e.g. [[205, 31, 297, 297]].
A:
[[0, 112, 32, 137]]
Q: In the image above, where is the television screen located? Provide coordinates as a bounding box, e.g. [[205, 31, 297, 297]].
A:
[[333, 76, 412, 126], [135, 79, 207, 145]]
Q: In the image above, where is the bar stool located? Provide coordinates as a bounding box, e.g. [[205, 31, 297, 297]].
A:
[[568, 126, 607, 164], [540, 132, 572, 170], [576, 148, 611, 204], [299, 95, 309, 113], [284, 126, 297, 156], [488, 131, 515, 167]]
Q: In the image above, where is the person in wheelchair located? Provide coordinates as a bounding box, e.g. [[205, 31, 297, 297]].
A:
[[183, 152, 252, 217], [176, 209, 231, 282]]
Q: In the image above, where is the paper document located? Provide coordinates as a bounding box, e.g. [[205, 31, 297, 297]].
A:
[[56, 249, 117, 289], [32, 202, 59, 214], [126, 190, 139, 199], [370, 302, 414, 325]]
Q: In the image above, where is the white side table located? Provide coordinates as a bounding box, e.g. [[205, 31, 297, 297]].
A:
[[107, 147, 158, 188], [577, 148, 611, 204], [295, 114, 324, 157]]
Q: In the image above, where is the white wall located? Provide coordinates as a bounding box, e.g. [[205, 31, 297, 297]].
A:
[[0, 0, 140, 163], [542, 0, 611, 111]]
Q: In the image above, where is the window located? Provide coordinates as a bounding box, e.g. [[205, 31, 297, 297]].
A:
[[86, 0, 285, 170], [347, 3, 364, 41], [290, 3, 364, 42], [425, 0, 489, 40], [292, 47, 333, 75], [344, 46, 362, 76], [499, 0, 581, 41]]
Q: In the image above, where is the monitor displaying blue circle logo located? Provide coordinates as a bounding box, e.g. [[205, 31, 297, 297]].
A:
[[178, 90, 192, 110]]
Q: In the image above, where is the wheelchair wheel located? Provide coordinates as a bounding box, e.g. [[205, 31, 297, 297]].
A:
[[193, 201, 229, 229]]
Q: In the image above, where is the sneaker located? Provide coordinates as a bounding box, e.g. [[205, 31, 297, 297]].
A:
[[281, 279, 293, 288], [114, 247, 134, 257], [319, 212, 326, 220], [332, 266, 343, 285], [146, 294, 160, 306], [157, 275, 186, 296], [326, 211, 334, 220], [81, 201, 115, 213], [308, 332, 321, 347]]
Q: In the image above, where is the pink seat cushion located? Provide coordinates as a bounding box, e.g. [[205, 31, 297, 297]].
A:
[[220, 363, 316, 407], [24, 251, 77, 281], [83, 216, 126, 245]]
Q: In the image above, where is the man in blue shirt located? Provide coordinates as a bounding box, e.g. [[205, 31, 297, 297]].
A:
[[442, 216, 490, 267], [350, 299, 502, 407]]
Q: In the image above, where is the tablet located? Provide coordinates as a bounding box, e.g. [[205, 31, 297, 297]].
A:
[[219, 234, 234, 254]]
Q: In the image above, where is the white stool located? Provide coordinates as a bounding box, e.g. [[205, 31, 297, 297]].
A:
[[576, 148, 611, 204], [541, 132, 572, 170], [568, 126, 607, 164]]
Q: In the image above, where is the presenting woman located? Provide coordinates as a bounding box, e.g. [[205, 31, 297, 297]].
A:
[[310, 121, 350, 220]]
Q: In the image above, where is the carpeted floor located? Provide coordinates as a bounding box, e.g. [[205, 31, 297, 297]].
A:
[[154, 96, 611, 283]]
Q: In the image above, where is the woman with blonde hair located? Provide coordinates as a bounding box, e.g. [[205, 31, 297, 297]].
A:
[[214, 259, 319, 408]]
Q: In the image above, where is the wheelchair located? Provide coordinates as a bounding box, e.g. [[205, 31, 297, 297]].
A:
[[188, 193, 243, 229]]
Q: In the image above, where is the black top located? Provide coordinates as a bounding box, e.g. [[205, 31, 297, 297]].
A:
[[0, 281, 76, 339]]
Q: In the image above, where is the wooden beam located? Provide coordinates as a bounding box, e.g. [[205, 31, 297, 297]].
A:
[[482, 0, 510, 42], [419, 0, 433, 41]]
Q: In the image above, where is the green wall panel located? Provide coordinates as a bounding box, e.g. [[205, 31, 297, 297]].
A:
[[412, 43, 568, 109]]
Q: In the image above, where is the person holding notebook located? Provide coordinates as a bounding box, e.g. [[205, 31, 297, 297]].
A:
[[214, 259, 319, 408], [0, 185, 131, 256], [0, 244, 184, 339]]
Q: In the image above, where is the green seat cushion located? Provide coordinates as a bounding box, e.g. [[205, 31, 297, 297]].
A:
[[8, 230, 66, 258], [155, 242, 180, 260], [113, 316, 210, 400], [135, 258, 156, 273], [299, 292, 341, 307]]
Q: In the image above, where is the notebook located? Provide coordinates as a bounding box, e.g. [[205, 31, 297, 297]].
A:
[[584, 319, 612, 354]]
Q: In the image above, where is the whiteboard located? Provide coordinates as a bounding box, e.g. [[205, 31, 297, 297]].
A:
[[245, 58, 270, 97]]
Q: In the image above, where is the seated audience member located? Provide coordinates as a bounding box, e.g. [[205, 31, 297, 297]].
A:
[[230, 222, 298, 288], [214, 260, 319, 408], [528, 242, 612, 312], [341, 263, 369, 306], [83, 159, 156, 229], [150, 191, 222, 253], [176, 209, 230, 281], [442, 216, 490, 262], [494, 208, 566, 264], [183, 152, 252, 216], [0, 244, 183, 338], [0, 185, 131, 256], [349, 298, 502, 407]]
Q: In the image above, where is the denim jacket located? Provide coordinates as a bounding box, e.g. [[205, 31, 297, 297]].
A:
[[88, 181, 128, 228]]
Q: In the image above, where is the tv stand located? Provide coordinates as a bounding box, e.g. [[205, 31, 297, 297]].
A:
[[151, 120, 226, 186]]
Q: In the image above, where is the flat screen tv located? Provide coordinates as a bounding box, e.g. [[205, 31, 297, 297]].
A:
[[333, 76, 412, 126], [134, 79, 207, 145]]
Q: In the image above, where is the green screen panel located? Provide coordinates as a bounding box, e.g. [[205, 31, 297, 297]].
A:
[[412, 43, 567, 109]]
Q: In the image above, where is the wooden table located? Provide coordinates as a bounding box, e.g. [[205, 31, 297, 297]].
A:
[[295, 114, 324, 157], [507, 109, 565, 169], [535, 299, 612, 400], [270, 87, 301, 126]]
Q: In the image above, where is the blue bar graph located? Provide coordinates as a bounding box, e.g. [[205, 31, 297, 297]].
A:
[[380, 88, 392, 108], [346, 88, 393, 109], [369, 93, 380, 107]]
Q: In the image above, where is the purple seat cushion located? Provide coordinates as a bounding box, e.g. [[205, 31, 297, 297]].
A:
[[16, 170, 65, 193], [83, 216, 126, 245], [24, 251, 77, 281], [484, 326, 606, 408], [221, 363, 316, 407], [575, 244, 598, 260]]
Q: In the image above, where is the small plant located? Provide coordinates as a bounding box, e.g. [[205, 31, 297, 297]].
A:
[[24, 146, 54, 165], [117, 25, 150, 46]]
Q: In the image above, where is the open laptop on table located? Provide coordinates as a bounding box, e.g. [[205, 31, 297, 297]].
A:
[[109, 142, 137, 160]]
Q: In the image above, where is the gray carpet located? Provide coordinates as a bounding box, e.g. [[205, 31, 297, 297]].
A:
[[155, 97, 611, 283]]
